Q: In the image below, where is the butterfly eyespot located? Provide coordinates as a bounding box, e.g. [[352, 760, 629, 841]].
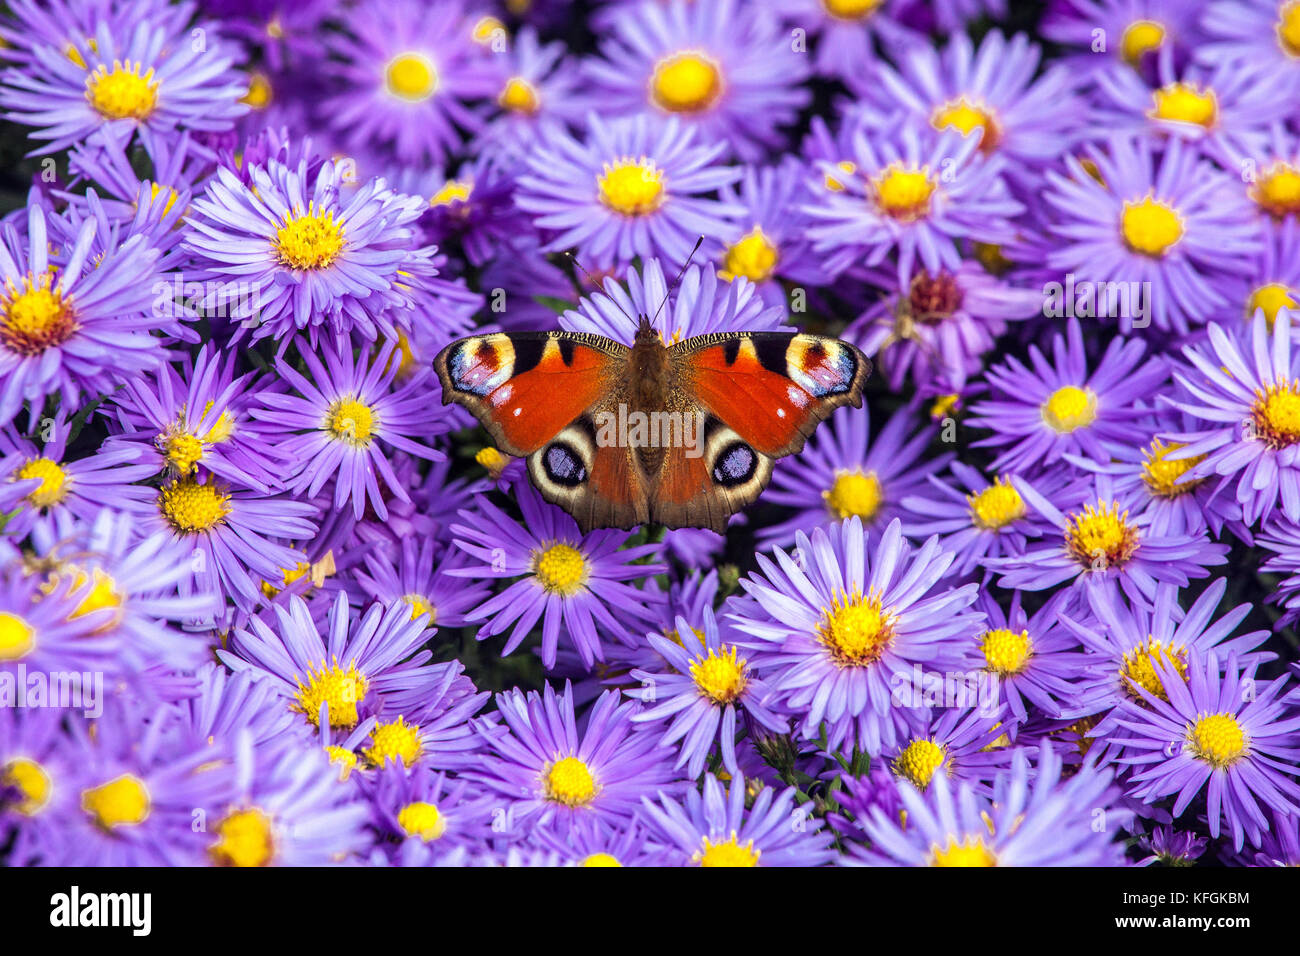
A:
[[543, 442, 588, 487], [712, 442, 757, 487]]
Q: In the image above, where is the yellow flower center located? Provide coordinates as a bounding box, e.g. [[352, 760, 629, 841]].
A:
[[1252, 381, 1300, 447], [582, 853, 622, 867], [825, 160, 857, 192], [1247, 282, 1298, 327], [697, 833, 760, 866], [823, 469, 883, 521], [324, 745, 358, 781], [159, 477, 229, 533], [1065, 501, 1140, 568], [398, 801, 446, 841], [0, 612, 34, 661], [242, 72, 272, 109], [1141, 439, 1205, 498], [403, 593, 437, 625], [597, 159, 666, 216], [968, 476, 1026, 530], [51, 566, 124, 630], [15, 457, 67, 508], [275, 206, 344, 270], [475, 446, 509, 478], [873, 164, 936, 220], [364, 716, 422, 767], [1, 274, 76, 356], [327, 397, 375, 446], [533, 543, 586, 595], [499, 76, 540, 114], [651, 51, 722, 112], [473, 16, 505, 45], [211, 808, 274, 866], [1188, 713, 1247, 768], [931, 836, 997, 866], [720, 227, 779, 282], [544, 756, 597, 806], [690, 646, 748, 703], [1151, 82, 1217, 127], [818, 590, 895, 667], [822, 0, 883, 19], [1278, 1, 1300, 57], [295, 661, 369, 729], [1041, 385, 1098, 433], [1121, 197, 1184, 257], [1252, 162, 1300, 218], [385, 52, 438, 101], [981, 628, 1033, 675], [165, 432, 204, 473], [85, 61, 158, 120], [1121, 638, 1187, 701], [932, 97, 999, 152], [930, 393, 961, 418], [430, 181, 472, 209], [893, 738, 946, 789], [1121, 19, 1166, 64], [81, 774, 150, 830], [1, 758, 51, 815]]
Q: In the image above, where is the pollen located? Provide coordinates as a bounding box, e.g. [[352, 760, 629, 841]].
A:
[[533, 543, 587, 596], [969, 476, 1026, 530], [431, 180, 472, 207], [210, 808, 274, 867], [385, 52, 438, 101], [1121, 196, 1184, 257], [1041, 384, 1098, 433], [327, 397, 375, 446], [499, 76, 540, 114], [822, 0, 884, 19], [275, 205, 345, 270], [690, 646, 748, 703], [364, 716, 422, 767], [81, 774, 150, 830], [823, 469, 883, 521], [931, 836, 997, 867], [1247, 282, 1297, 327], [650, 51, 723, 113], [15, 457, 68, 508], [85, 60, 159, 120], [164, 432, 204, 473], [892, 738, 946, 789], [1121, 19, 1165, 64], [932, 97, 999, 152], [696, 833, 760, 867], [1141, 439, 1205, 498], [1, 273, 77, 356], [403, 593, 437, 625], [908, 270, 964, 323], [582, 853, 622, 867], [544, 755, 598, 806], [1, 757, 50, 815], [295, 660, 369, 729], [1252, 380, 1300, 447], [0, 612, 35, 661], [825, 160, 857, 192], [873, 163, 936, 221], [1151, 82, 1217, 127], [597, 159, 666, 216], [1278, 1, 1300, 58], [159, 477, 230, 533], [476, 446, 510, 479], [818, 590, 896, 667], [53, 566, 124, 631], [1188, 713, 1247, 768], [1121, 637, 1187, 701], [325, 745, 358, 781], [398, 801, 446, 841], [1252, 162, 1300, 218], [241, 72, 272, 110], [981, 628, 1033, 675], [720, 227, 779, 283], [1065, 501, 1140, 568]]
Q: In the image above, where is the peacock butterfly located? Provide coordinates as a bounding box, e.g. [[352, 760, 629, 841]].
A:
[[433, 314, 869, 534]]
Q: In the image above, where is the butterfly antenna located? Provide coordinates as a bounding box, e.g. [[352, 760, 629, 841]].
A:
[[564, 250, 640, 327], [650, 236, 704, 333]]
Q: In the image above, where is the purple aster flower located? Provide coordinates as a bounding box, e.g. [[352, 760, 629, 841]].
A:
[[530, 817, 668, 866], [176, 661, 304, 749], [1167, 312, 1300, 526], [469, 681, 683, 832], [729, 517, 982, 755], [848, 743, 1128, 865], [1041, 0, 1206, 81], [355, 537, 492, 632], [641, 771, 838, 866], [1, 707, 79, 864], [585, 0, 811, 162], [1041, 136, 1260, 334], [628, 606, 786, 779], [450, 482, 666, 669], [1257, 513, 1300, 627], [515, 113, 743, 271], [1198, 0, 1300, 74], [1113, 650, 1300, 851], [768, 0, 923, 80], [967, 317, 1168, 473], [879, 703, 1015, 797], [364, 765, 496, 865], [1216, 207, 1300, 328], [1136, 824, 1209, 865], [199, 0, 335, 72], [803, 121, 1023, 285], [184, 154, 436, 348], [758, 403, 953, 549]]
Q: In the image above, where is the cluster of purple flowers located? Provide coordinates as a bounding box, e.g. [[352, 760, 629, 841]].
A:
[[1, 0, 1299, 868]]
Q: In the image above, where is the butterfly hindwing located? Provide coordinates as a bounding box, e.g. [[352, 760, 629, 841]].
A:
[[649, 415, 775, 534], [524, 412, 651, 531]]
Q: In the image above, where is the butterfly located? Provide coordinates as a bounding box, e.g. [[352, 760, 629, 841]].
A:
[[433, 316, 869, 534]]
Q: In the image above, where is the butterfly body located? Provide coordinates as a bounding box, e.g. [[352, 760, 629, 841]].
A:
[[434, 317, 868, 533]]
